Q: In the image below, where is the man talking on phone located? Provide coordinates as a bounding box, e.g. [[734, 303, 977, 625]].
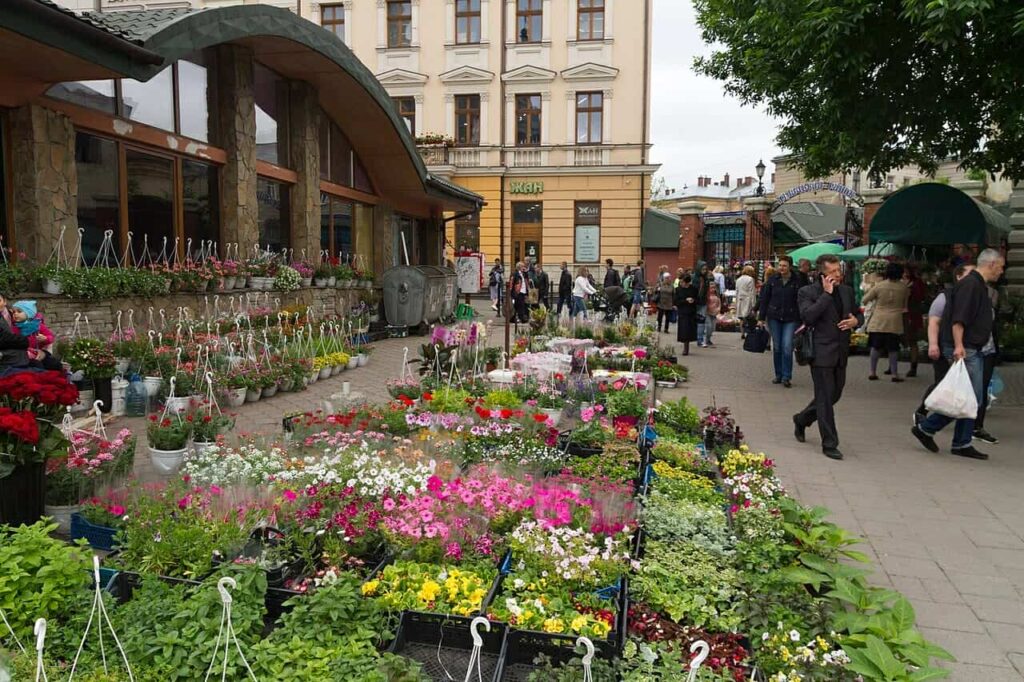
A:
[[792, 254, 863, 460]]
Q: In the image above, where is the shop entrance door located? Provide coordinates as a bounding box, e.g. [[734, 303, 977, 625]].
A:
[[511, 201, 543, 265]]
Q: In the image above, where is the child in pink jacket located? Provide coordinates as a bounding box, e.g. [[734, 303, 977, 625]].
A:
[[11, 300, 55, 361]]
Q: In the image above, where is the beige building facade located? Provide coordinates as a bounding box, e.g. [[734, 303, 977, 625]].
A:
[[58, 0, 657, 276]]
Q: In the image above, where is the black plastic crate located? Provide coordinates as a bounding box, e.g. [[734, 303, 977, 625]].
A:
[[112, 570, 201, 604], [495, 630, 601, 682], [389, 611, 507, 682]]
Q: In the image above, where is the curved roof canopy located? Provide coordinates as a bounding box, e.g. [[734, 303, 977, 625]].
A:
[[1, 0, 482, 212], [869, 183, 1008, 246]]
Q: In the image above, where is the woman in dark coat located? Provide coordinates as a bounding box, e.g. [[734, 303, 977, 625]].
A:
[[674, 274, 699, 355]]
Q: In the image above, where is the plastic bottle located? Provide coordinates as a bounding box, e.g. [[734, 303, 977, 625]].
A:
[[126, 374, 147, 417]]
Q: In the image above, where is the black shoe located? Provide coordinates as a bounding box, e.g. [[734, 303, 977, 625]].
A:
[[907, 367, 918, 378], [892, 376, 904, 383], [911, 425, 940, 453], [973, 428, 998, 445], [884, 369, 892, 375], [913, 410, 926, 428], [772, 378, 782, 385], [951, 445, 989, 460], [823, 447, 843, 460], [793, 416, 805, 443], [783, 380, 792, 388]]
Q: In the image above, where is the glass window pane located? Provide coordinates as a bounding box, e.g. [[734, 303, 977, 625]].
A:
[[331, 123, 353, 186], [122, 68, 174, 132], [332, 199, 353, 260], [577, 113, 588, 143], [319, 115, 331, 180], [47, 79, 116, 115], [592, 13, 604, 38], [591, 112, 602, 142], [255, 64, 289, 166], [354, 155, 372, 193], [126, 149, 174, 264], [177, 60, 210, 143], [457, 17, 468, 43], [74, 133, 120, 264], [320, 192, 331, 255], [512, 202, 542, 223], [182, 160, 218, 258], [257, 177, 290, 253], [579, 13, 590, 38]]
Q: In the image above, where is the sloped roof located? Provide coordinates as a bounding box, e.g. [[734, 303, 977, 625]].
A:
[[772, 202, 851, 244], [641, 208, 680, 249]]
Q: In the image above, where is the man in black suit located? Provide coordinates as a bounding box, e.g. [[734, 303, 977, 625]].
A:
[[556, 261, 573, 316], [792, 254, 863, 460], [533, 260, 550, 309]]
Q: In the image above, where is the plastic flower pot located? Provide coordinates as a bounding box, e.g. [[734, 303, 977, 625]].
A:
[[308, 371, 319, 384], [301, 278, 313, 288], [111, 378, 129, 416], [262, 385, 278, 398], [319, 367, 332, 379], [0, 463, 45, 526], [93, 377, 113, 413], [327, 276, 337, 287], [73, 387, 95, 413], [43, 503, 81, 535], [539, 408, 563, 425], [357, 353, 369, 367], [115, 358, 131, 375], [192, 440, 217, 458], [143, 376, 163, 397], [279, 377, 295, 392], [148, 446, 187, 475], [314, 278, 327, 287], [43, 279, 62, 295], [223, 276, 236, 290], [245, 388, 262, 403], [165, 395, 190, 415], [347, 356, 359, 370], [226, 387, 247, 407]]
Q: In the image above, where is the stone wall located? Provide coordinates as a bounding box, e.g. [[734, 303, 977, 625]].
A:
[[34, 286, 380, 338], [7, 105, 77, 263], [288, 81, 322, 262], [215, 44, 259, 255]]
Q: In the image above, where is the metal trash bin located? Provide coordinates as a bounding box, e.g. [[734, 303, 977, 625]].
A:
[[381, 265, 458, 329]]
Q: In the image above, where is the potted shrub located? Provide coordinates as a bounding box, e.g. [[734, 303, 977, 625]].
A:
[[219, 369, 248, 407], [45, 427, 134, 533], [36, 263, 65, 295], [146, 412, 193, 474], [191, 408, 234, 457], [260, 365, 281, 398], [76, 340, 117, 413], [71, 495, 127, 551], [336, 263, 355, 288], [314, 263, 332, 287], [273, 265, 303, 292], [244, 372, 263, 403]]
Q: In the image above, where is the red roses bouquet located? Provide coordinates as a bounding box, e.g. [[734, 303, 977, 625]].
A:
[[0, 371, 79, 479]]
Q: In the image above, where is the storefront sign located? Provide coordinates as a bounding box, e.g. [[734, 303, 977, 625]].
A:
[[575, 203, 600, 220], [510, 181, 544, 194], [575, 225, 600, 263]]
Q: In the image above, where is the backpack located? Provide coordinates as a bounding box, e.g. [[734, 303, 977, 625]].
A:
[[622, 274, 634, 291]]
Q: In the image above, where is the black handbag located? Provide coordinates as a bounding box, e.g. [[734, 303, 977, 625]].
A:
[[743, 327, 771, 353], [794, 325, 815, 366]]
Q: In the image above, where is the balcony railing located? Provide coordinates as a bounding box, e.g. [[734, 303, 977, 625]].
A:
[[450, 148, 482, 167], [509, 148, 544, 167], [416, 144, 644, 170], [417, 144, 450, 166], [572, 146, 608, 166]]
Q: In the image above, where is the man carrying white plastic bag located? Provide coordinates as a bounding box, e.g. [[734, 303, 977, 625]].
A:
[[912, 249, 1004, 460]]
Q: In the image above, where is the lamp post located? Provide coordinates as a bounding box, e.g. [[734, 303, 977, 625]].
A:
[[755, 159, 766, 197]]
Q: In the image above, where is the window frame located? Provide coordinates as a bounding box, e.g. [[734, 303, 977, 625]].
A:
[[256, 175, 292, 254], [516, 0, 543, 43], [455, 0, 482, 44], [387, 0, 413, 48], [320, 191, 355, 260], [320, 4, 346, 42], [454, 94, 481, 146], [392, 96, 416, 137], [574, 91, 603, 145], [576, 0, 605, 41], [515, 93, 542, 147]]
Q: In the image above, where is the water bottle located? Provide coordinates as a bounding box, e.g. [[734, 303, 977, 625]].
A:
[[126, 374, 147, 417]]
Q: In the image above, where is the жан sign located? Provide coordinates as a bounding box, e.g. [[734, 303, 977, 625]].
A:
[[510, 181, 544, 194]]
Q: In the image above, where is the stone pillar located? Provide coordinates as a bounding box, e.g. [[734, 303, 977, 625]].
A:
[[676, 201, 705, 271], [741, 196, 773, 260], [7, 105, 77, 264], [288, 80, 321, 263], [215, 44, 258, 257], [860, 187, 888, 244], [1006, 184, 1024, 296]]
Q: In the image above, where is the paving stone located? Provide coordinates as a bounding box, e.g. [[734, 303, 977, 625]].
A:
[[986, 623, 1024, 656], [913, 600, 987, 633], [946, 572, 1022, 600], [1011, 654, 1024, 677], [879, 554, 948, 581], [919, 628, 1012, 667], [965, 594, 1024, 626], [939, 662, 1024, 681]]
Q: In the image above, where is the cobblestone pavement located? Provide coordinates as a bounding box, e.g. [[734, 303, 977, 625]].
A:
[[122, 303, 1024, 679]]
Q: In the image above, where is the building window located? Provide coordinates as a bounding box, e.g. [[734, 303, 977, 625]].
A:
[[455, 94, 481, 146], [74, 133, 120, 264], [46, 79, 117, 115], [456, 0, 481, 43], [512, 202, 543, 224], [577, 0, 605, 40], [575, 91, 603, 144], [517, 0, 542, 42], [257, 177, 290, 253], [319, 113, 372, 191], [387, 1, 413, 48], [515, 94, 542, 146], [455, 212, 480, 253], [126, 148, 175, 264], [255, 63, 290, 167], [321, 4, 345, 41], [321, 193, 353, 259], [392, 97, 416, 136], [182, 159, 219, 258], [177, 58, 211, 143], [121, 68, 175, 134]]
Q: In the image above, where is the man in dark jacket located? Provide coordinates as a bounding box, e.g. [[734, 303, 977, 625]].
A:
[[693, 261, 712, 346], [757, 256, 803, 386], [792, 254, 863, 460], [556, 262, 573, 316], [912, 249, 1005, 460], [510, 261, 531, 323], [630, 260, 646, 318], [533, 260, 550, 309], [603, 259, 620, 289], [0, 292, 31, 377]]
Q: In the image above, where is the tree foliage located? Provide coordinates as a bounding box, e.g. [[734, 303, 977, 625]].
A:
[[693, 0, 1024, 180]]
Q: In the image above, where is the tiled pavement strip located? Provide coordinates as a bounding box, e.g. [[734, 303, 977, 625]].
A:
[[122, 302, 1024, 680]]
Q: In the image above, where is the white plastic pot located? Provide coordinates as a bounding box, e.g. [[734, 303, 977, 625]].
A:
[[192, 441, 217, 458], [540, 408, 563, 426], [225, 387, 247, 407], [331, 364, 343, 376], [262, 385, 278, 398], [43, 279, 62, 295], [245, 388, 262, 403], [111, 378, 129, 417], [44, 504, 81, 535], [357, 354, 369, 367], [319, 367, 332, 380], [143, 376, 163, 398], [149, 446, 187, 475], [347, 357, 359, 370]]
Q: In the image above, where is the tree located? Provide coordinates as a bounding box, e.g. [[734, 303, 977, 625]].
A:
[[693, 0, 1024, 181], [650, 175, 675, 202]]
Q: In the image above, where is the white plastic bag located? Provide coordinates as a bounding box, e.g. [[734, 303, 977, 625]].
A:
[[925, 359, 978, 419]]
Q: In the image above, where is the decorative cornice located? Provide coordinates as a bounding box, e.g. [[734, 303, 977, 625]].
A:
[[376, 68, 430, 85], [560, 62, 619, 82], [414, 94, 425, 104], [501, 64, 557, 83], [438, 65, 496, 84]]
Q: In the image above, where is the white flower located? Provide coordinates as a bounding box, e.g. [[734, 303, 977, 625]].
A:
[[789, 629, 801, 642]]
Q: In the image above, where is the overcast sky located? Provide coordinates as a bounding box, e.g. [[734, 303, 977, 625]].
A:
[[648, 0, 783, 194]]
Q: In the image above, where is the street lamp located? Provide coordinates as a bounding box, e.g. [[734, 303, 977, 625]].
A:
[[755, 159, 766, 196]]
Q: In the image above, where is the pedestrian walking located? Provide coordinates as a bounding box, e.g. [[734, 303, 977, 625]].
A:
[[511, 261, 530, 323], [533, 260, 550, 309], [572, 266, 597, 319], [792, 254, 862, 460], [630, 260, 647, 318], [694, 261, 712, 347], [971, 280, 1000, 445], [603, 258, 621, 289], [704, 283, 721, 346], [735, 265, 757, 338], [911, 249, 1005, 460], [556, 261, 572, 316], [488, 259, 504, 314], [903, 265, 927, 377], [914, 264, 972, 423], [796, 258, 813, 288], [674, 274, 699, 355], [862, 261, 909, 382], [654, 272, 675, 333], [757, 256, 802, 387], [712, 265, 726, 295]]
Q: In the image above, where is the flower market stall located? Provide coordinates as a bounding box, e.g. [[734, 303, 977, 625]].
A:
[[0, 317, 954, 682]]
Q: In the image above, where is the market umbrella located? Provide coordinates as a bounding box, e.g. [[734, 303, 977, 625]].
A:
[[786, 242, 844, 261], [837, 242, 912, 262]]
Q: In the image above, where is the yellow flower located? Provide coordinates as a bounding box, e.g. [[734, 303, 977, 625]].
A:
[[361, 580, 379, 596], [417, 580, 441, 603], [591, 619, 612, 638], [542, 618, 565, 633], [570, 616, 588, 632]]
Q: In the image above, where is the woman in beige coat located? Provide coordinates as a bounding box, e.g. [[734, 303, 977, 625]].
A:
[[735, 265, 757, 338], [861, 261, 910, 382]]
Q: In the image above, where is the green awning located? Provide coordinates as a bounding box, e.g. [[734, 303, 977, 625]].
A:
[[641, 208, 680, 249], [787, 243, 844, 261], [869, 183, 1010, 246], [838, 242, 912, 261]]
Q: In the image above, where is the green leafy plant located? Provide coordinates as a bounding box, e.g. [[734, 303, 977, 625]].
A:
[[607, 388, 646, 420], [656, 396, 700, 433], [482, 388, 521, 409]]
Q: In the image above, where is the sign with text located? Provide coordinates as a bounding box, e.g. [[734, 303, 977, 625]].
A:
[[575, 225, 600, 263], [510, 181, 544, 194]]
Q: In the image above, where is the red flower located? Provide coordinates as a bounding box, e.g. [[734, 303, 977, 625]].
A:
[[499, 409, 513, 419], [422, 392, 433, 401], [532, 413, 548, 423]]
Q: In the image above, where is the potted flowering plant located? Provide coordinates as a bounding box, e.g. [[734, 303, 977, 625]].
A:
[[260, 365, 282, 398], [146, 413, 193, 474], [313, 262, 332, 287], [560, 404, 610, 456], [290, 260, 314, 287], [218, 368, 249, 407], [273, 265, 303, 292], [44, 427, 134, 532], [335, 263, 355, 288], [72, 493, 128, 550], [190, 408, 234, 457]]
